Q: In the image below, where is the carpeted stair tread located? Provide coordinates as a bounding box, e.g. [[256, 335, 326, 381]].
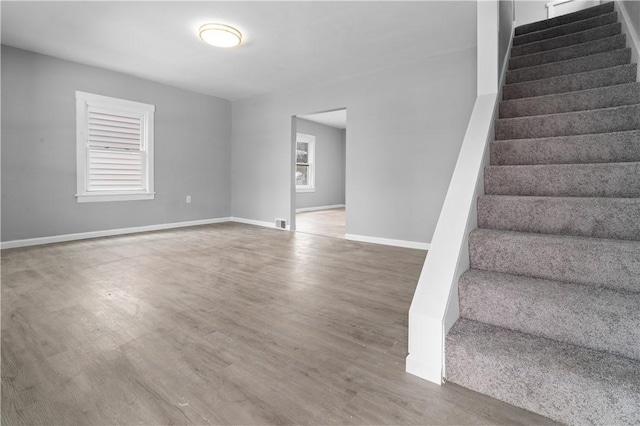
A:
[[500, 82, 640, 118], [446, 318, 640, 426], [511, 22, 621, 57], [491, 130, 640, 165], [509, 34, 626, 70], [477, 195, 640, 240], [458, 269, 640, 360], [468, 229, 640, 293], [514, 12, 618, 47], [495, 104, 640, 140], [485, 162, 640, 198], [515, 2, 614, 36], [503, 63, 637, 100], [506, 48, 630, 85]]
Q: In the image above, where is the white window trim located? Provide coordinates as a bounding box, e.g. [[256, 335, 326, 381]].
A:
[[296, 132, 316, 193], [76, 91, 155, 203]]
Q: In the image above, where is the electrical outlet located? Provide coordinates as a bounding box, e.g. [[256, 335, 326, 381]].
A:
[[186, 195, 191, 203], [275, 219, 287, 229]]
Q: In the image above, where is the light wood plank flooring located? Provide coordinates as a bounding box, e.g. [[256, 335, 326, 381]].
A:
[[296, 208, 346, 239], [1, 223, 554, 425]]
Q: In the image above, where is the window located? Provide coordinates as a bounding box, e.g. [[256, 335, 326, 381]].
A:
[[296, 133, 315, 192], [76, 91, 155, 203]]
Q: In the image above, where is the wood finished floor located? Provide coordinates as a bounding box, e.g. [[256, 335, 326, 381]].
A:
[[1, 223, 555, 425], [296, 208, 346, 239]]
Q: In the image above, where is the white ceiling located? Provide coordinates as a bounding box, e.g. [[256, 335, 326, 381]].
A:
[[298, 109, 347, 129], [1, 1, 476, 101]]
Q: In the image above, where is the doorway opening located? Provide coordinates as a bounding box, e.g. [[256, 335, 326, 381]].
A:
[[291, 108, 347, 239]]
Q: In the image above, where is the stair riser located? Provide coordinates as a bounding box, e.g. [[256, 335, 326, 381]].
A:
[[446, 319, 640, 426], [499, 83, 640, 118], [506, 48, 630, 85], [495, 105, 640, 140], [509, 34, 626, 70], [511, 23, 621, 57], [477, 196, 640, 240], [491, 131, 640, 165], [459, 270, 640, 360], [514, 12, 618, 46], [503, 64, 637, 100], [485, 162, 640, 198], [468, 230, 640, 292], [515, 2, 615, 36]]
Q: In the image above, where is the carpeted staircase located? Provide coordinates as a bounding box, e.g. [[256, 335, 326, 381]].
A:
[[445, 3, 640, 425]]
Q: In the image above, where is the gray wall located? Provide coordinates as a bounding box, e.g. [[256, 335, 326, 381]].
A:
[[1, 46, 232, 242], [514, 1, 551, 26], [515, 0, 599, 26], [622, 1, 640, 36], [231, 46, 477, 244], [295, 118, 346, 210], [499, 0, 515, 77]]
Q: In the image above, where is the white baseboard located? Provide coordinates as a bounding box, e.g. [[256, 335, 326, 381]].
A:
[[345, 233, 430, 250], [230, 217, 290, 230], [296, 204, 345, 213], [0, 217, 232, 249], [406, 354, 443, 385], [2, 217, 424, 249]]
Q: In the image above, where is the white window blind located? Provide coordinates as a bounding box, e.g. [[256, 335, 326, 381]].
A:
[[76, 92, 155, 203], [87, 109, 144, 191]]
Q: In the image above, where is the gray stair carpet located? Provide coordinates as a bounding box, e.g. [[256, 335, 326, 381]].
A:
[[478, 195, 640, 240], [499, 82, 640, 118], [458, 269, 640, 360], [485, 162, 640, 197], [445, 3, 640, 425], [513, 11, 618, 46], [509, 33, 626, 70], [491, 130, 640, 165], [506, 47, 631, 84], [469, 229, 640, 293], [503, 63, 636, 100], [511, 22, 621, 57], [446, 319, 640, 426], [495, 104, 640, 139]]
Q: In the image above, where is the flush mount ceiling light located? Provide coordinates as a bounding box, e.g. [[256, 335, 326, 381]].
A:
[[199, 23, 242, 48]]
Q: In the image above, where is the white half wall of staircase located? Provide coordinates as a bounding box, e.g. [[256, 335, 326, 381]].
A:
[[406, 94, 497, 383], [407, 0, 514, 384]]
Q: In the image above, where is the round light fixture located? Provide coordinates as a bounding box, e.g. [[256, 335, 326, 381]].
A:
[[199, 23, 242, 48]]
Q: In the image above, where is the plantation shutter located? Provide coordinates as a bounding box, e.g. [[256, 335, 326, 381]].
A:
[[76, 91, 155, 203], [86, 108, 145, 191]]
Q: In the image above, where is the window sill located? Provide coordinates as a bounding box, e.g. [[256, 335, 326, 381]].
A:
[[76, 192, 156, 203], [296, 188, 315, 193]]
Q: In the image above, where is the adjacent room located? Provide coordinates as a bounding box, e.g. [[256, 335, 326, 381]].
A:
[[294, 109, 347, 240]]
